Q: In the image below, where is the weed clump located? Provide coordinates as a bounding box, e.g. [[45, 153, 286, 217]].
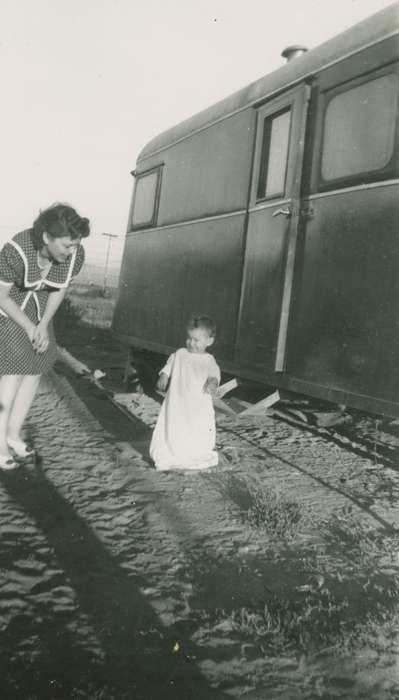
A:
[[247, 487, 303, 539], [219, 474, 305, 540]]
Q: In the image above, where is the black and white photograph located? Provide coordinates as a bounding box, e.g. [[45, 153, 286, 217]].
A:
[[1, 0, 399, 697]]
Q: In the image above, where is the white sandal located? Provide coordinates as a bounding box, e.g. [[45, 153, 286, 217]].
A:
[[7, 438, 35, 459], [0, 454, 19, 470]]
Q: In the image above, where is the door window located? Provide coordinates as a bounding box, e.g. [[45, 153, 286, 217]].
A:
[[257, 108, 292, 199]]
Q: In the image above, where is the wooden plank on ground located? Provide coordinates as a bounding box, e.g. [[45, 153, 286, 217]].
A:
[[212, 378, 239, 415], [217, 378, 238, 398], [237, 390, 280, 418], [213, 397, 237, 416]]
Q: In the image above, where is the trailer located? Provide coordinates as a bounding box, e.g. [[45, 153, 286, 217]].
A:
[[113, 3, 399, 417]]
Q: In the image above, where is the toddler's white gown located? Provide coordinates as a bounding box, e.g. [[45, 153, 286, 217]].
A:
[[150, 348, 220, 470]]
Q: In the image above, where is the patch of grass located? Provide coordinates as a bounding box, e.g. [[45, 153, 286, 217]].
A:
[[216, 473, 305, 540], [247, 487, 303, 539], [217, 473, 255, 511], [200, 511, 399, 661], [229, 574, 398, 657], [321, 509, 398, 567], [63, 284, 118, 328]]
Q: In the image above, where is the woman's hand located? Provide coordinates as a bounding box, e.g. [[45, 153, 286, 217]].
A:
[[32, 321, 50, 353], [203, 377, 219, 397], [25, 321, 37, 345]]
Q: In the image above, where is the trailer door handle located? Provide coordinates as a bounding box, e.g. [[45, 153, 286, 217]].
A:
[[272, 208, 291, 218]]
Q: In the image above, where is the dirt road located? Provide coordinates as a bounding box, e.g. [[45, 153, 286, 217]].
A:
[[1, 352, 399, 699]]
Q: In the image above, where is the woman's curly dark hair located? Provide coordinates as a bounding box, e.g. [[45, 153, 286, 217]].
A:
[[32, 203, 90, 249]]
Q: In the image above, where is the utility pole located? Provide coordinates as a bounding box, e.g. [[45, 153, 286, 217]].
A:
[[102, 233, 118, 293]]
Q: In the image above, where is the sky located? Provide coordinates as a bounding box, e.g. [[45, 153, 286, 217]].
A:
[[0, 0, 396, 269]]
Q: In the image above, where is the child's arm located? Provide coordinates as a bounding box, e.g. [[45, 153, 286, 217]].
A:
[[155, 353, 175, 393], [203, 355, 221, 397], [203, 376, 219, 397], [156, 371, 170, 393]]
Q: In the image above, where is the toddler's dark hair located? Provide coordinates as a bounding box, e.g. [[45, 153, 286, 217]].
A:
[[187, 314, 217, 338]]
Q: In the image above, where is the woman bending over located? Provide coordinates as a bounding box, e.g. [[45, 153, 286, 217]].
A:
[[0, 203, 89, 469]]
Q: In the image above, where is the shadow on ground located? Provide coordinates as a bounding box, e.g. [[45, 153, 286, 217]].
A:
[[0, 461, 229, 700]]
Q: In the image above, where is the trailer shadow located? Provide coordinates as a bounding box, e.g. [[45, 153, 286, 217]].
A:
[[0, 461, 229, 700]]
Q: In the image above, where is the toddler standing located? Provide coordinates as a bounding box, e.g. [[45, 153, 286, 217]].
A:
[[150, 315, 220, 471]]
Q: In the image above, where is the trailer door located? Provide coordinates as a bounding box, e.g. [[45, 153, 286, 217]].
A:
[[235, 83, 310, 372]]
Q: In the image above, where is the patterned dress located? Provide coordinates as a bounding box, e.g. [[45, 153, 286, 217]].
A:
[[0, 229, 85, 375]]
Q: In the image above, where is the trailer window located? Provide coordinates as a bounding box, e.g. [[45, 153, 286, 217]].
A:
[[321, 74, 398, 182], [131, 168, 160, 228], [257, 108, 291, 199]]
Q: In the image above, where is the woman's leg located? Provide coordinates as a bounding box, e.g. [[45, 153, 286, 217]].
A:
[[0, 375, 23, 454], [7, 374, 41, 443]]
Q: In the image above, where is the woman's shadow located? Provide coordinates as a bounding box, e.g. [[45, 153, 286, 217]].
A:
[[0, 460, 229, 700]]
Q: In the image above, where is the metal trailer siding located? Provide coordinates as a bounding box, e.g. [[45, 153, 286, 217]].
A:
[[283, 37, 399, 412], [113, 4, 399, 416], [288, 183, 399, 404], [134, 110, 256, 224], [113, 214, 247, 359], [115, 108, 256, 356]]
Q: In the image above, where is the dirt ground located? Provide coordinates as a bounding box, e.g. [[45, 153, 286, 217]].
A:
[[1, 298, 399, 699]]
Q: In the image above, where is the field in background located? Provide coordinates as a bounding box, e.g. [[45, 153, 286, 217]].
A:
[[67, 282, 118, 328], [78, 262, 120, 289]]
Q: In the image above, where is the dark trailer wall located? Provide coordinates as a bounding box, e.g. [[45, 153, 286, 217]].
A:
[[113, 4, 399, 417]]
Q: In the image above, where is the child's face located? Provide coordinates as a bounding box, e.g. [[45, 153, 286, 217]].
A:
[[186, 327, 214, 353]]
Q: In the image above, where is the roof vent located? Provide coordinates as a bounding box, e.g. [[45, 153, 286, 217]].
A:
[[281, 45, 308, 62]]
